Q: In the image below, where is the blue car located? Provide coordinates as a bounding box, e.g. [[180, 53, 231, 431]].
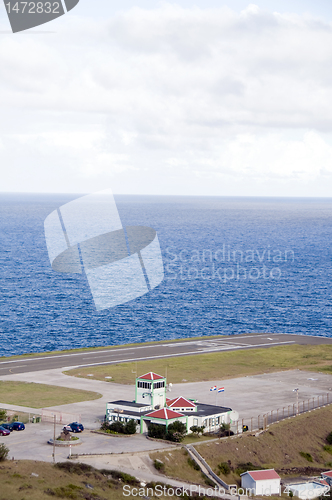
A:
[[63, 422, 84, 433], [1, 423, 14, 432], [12, 422, 25, 431]]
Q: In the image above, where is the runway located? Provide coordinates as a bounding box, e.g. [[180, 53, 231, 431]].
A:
[[0, 333, 331, 376]]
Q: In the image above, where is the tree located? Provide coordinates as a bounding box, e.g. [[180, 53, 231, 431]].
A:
[[0, 409, 7, 422], [109, 421, 124, 433], [190, 425, 205, 437], [0, 443, 9, 462], [148, 423, 166, 440], [124, 419, 137, 435], [166, 421, 187, 442]]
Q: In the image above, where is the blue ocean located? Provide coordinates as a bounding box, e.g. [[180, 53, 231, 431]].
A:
[[0, 193, 332, 357]]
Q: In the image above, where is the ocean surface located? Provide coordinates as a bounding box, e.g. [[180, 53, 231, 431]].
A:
[[0, 193, 332, 357]]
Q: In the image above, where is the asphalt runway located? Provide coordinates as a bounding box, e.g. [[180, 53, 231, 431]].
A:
[[0, 333, 331, 376]]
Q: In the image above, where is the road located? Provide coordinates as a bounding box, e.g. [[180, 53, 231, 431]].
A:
[[0, 333, 331, 376]]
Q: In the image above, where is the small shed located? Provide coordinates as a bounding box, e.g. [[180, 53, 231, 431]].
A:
[[241, 469, 281, 495]]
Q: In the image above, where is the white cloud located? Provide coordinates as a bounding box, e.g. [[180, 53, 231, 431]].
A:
[[0, 4, 332, 195]]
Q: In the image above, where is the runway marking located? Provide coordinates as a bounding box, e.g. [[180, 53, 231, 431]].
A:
[[73, 341, 296, 369], [0, 335, 275, 367], [0, 365, 27, 371]]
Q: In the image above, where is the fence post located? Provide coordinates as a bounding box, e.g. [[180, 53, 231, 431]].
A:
[[251, 417, 253, 431], [328, 393, 330, 404], [283, 407, 285, 419], [237, 420, 239, 435], [258, 415, 260, 429], [277, 409, 279, 422], [313, 397, 315, 409], [293, 404, 295, 416]]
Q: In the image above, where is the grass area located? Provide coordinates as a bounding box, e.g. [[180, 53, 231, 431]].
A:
[[151, 405, 332, 486], [65, 344, 332, 384], [0, 381, 101, 408], [181, 434, 218, 445], [0, 460, 188, 500], [0, 335, 223, 362]]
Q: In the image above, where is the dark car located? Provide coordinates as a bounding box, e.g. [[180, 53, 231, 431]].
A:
[[12, 422, 25, 431], [1, 423, 14, 432], [63, 422, 84, 433], [0, 426, 10, 436]]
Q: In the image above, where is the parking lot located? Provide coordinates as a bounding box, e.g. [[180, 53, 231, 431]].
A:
[[2, 422, 173, 462]]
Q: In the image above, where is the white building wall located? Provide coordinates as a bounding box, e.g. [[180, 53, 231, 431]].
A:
[[241, 475, 280, 495], [241, 474, 256, 494]]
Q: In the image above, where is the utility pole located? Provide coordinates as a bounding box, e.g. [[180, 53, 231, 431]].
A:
[[293, 388, 299, 415], [53, 414, 56, 463]]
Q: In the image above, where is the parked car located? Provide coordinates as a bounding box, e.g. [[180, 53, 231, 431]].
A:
[[12, 422, 25, 431], [1, 423, 14, 432], [0, 426, 10, 436], [63, 422, 84, 433]]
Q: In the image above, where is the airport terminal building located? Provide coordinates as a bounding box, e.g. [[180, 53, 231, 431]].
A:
[[106, 372, 233, 434]]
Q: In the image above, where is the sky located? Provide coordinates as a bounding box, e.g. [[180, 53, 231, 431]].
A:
[[1, 0, 332, 196]]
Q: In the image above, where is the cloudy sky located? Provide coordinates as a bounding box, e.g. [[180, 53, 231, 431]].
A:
[[1, 0, 332, 196]]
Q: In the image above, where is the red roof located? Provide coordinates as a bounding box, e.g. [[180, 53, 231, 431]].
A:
[[167, 397, 196, 408], [145, 408, 184, 420], [318, 479, 329, 486], [242, 470, 280, 481], [322, 471, 332, 478], [138, 372, 164, 381]]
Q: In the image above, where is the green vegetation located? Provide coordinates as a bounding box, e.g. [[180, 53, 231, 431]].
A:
[[100, 419, 137, 435], [0, 443, 9, 462], [151, 404, 332, 486], [0, 408, 7, 422], [299, 452, 313, 462], [188, 457, 201, 471], [327, 431, 332, 445], [0, 381, 101, 408], [0, 460, 182, 499], [66, 344, 332, 384], [154, 459, 165, 472], [148, 421, 187, 442], [217, 462, 231, 475], [190, 425, 205, 437]]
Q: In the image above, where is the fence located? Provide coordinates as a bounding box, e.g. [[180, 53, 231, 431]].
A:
[[233, 393, 331, 434], [41, 409, 81, 424]]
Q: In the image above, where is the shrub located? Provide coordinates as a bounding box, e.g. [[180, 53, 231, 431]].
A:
[[55, 462, 92, 475], [109, 421, 124, 434], [148, 423, 166, 440], [218, 462, 231, 475], [190, 425, 205, 437], [324, 445, 332, 454], [0, 443, 9, 462], [124, 419, 137, 435], [203, 474, 215, 487], [154, 459, 165, 472], [166, 421, 187, 442], [188, 458, 200, 471], [299, 452, 313, 462], [0, 409, 7, 422], [100, 469, 139, 485], [327, 432, 332, 445]]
